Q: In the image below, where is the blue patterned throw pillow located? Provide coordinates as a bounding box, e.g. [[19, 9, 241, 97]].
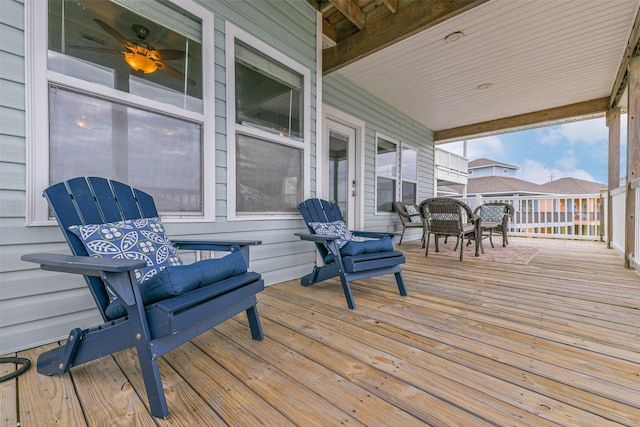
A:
[[480, 205, 505, 222], [69, 217, 183, 296], [309, 220, 354, 249], [405, 204, 423, 223]]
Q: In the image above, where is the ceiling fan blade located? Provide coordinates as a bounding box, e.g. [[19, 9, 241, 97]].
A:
[[68, 44, 123, 55], [156, 62, 196, 85], [154, 49, 187, 60], [93, 19, 130, 45]]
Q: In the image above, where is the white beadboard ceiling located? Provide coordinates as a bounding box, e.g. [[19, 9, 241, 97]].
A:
[[335, 0, 639, 141]]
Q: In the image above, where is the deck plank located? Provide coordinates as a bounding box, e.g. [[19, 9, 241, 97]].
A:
[[17, 344, 87, 427], [0, 352, 18, 427], [3, 238, 639, 426]]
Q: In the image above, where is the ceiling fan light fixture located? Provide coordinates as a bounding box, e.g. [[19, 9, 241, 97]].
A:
[[124, 52, 158, 74]]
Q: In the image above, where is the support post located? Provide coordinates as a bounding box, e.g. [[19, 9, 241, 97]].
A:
[[625, 57, 640, 268], [606, 107, 621, 248]]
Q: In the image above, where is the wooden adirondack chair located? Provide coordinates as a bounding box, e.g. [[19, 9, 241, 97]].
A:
[[21, 177, 264, 419], [296, 198, 407, 309]]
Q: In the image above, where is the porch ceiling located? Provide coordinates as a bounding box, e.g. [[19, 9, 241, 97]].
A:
[[309, 0, 640, 143]]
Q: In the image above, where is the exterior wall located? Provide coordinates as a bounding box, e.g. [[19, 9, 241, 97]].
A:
[[323, 73, 435, 237], [0, 0, 436, 354], [0, 0, 317, 354]]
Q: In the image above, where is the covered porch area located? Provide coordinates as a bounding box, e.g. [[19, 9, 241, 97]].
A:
[[4, 237, 638, 426]]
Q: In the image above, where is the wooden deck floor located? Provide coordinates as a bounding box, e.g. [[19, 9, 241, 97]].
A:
[[3, 238, 639, 426]]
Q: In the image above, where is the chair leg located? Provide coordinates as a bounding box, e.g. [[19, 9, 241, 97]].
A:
[[136, 343, 170, 418], [246, 305, 264, 340], [489, 229, 495, 248], [399, 227, 405, 245], [395, 271, 407, 296], [425, 233, 431, 256], [339, 275, 356, 309]]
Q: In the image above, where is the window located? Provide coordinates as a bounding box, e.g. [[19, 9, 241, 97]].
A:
[[376, 136, 398, 212], [226, 24, 310, 218], [28, 0, 214, 223], [376, 134, 419, 212], [401, 146, 418, 204]]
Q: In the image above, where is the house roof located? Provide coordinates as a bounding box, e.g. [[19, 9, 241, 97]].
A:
[[313, 0, 640, 142], [540, 177, 607, 194], [449, 176, 547, 196], [468, 158, 518, 170], [447, 175, 607, 196]]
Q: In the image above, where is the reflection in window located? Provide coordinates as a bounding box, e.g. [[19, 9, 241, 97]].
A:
[[329, 131, 349, 214], [49, 87, 203, 214], [235, 41, 303, 140], [48, 0, 203, 112], [235, 134, 303, 214], [376, 137, 397, 212], [401, 147, 418, 203]]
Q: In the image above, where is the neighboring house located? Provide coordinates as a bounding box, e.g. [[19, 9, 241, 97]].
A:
[[0, 0, 435, 354], [447, 158, 606, 236], [467, 158, 519, 179]]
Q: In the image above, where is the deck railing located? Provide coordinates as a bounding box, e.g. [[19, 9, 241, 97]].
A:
[[435, 148, 468, 184], [457, 194, 604, 241]]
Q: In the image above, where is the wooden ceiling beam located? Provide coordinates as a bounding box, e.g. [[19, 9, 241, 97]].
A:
[[322, 0, 488, 75], [610, 7, 640, 108], [328, 0, 366, 30], [383, 0, 398, 13], [434, 98, 609, 143]]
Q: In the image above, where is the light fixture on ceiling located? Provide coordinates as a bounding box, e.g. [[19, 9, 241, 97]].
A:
[[444, 31, 464, 43], [476, 83, 493, 90], [71, 20, 189, 79], [124, 51, 159, 74]]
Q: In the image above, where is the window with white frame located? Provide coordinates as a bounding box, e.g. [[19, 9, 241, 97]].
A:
[[401, 146, 418, 204], [376, 136, 398, 213], [376, 134, 418, 212], [28, 0, 213, 223], [227, 25, 310, 218]]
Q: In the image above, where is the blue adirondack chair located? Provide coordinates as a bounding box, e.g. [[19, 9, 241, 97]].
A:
[[21, 177, 264, 419], [296, 198, 407, 309]]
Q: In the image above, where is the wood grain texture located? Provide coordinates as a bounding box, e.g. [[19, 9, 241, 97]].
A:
[[4, 237, 639, 426]]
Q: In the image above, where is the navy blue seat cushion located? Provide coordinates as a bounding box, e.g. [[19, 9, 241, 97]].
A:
[[323, 236, 394, 264], [105, 250, 248, 319]]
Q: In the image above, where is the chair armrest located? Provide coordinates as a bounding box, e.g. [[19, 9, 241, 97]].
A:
[[21, 253, 144, 307], [172, 240, 262, 251], [21, 253, 146, 276], [295, 233, 341, 257], [351, 230, 402, 238], [173, 240, 262, 266], [294, 232, 339, 243]]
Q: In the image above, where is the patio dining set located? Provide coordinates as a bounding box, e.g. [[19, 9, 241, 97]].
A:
[[394, 198, 514, 262]]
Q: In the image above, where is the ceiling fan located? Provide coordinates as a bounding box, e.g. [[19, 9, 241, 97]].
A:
[[71, 19, 194, 84]]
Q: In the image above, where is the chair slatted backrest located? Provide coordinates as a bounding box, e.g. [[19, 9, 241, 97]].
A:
[[44, 177, 158, 320], [298, 198, 345, 259]]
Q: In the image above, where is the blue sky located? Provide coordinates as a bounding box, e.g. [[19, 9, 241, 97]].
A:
[[439, 115, 628, 185]]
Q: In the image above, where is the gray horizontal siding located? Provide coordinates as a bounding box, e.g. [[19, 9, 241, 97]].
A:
[[0, 0, 318, 354], [323, 73, 435, 235]]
